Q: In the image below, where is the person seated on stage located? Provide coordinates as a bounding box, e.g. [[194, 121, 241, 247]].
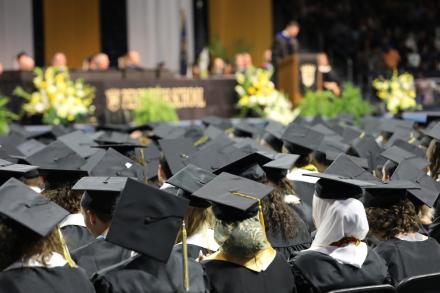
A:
[[0, 178, 95, 293], [200, 173, 297, 293], [291, 177, 390, 293], [210, 57, 225, 77], [92, 53, 110, 71], [364, 181, 440, 285], [261, 49, 274, 72], [51, 52, 67, 70], [234, 53, 246, 73], [242, 52, 253, 70], [92, 178, 207, 293], [16, 52, 35, 71], [124, 50, 143, 70], [317, 53, 341, 96], [70, 177, 132, 277], [82, 55, 95, 71], [191, 63, 201, 79]]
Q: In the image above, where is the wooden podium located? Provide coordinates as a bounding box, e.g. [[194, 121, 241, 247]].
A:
[[277, 53, 323, 106]]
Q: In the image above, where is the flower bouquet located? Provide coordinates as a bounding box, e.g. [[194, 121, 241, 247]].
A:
[[235, 68, 294, 125], [14, 67, 95, 125], [373, 70, 419, 114]]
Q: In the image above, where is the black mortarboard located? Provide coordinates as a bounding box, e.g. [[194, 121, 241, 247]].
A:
[[325, 151, 369, 169], [192, 172, 273, 221], [91, 143, 147, 158], [72, 176, 128, 192], [362, 180, 421, 208], [94, 131, 137, 145], [422, 122, 440, 140], [262, 153, 299, 180], [167, 164, 216, 207], [310, 123, 340, 138], [16, 139, 46, 157], [342, 126, 363, 144], [384, 126, 414, 148], [315, 136, 350, 154], [324, 153, 378, 181], [233, 121, 263, 138], [212, 147, 272, 176], [0, 159, 39, 184], [149, 124, 186, 140], [0, 147, 17, 163], [349, 134, 383, 170], [58, 130, 99, 158], [282, 123, 324, 154], [106, 178, 189, 262], [0, 178, 68, 236], [379, 118, 414, 134], [159, 138, 197, 175], [392, 139, 426, 158], [305, 173, 376, 199], [233, 137, 273, 153], [201, 116, 232, 130], [0, 133, 26, 157], [203, 125, 224, 140], [82, 148, 145, 180], [262, 120, 286, 152], [391, 160, 440, 207], [24, 140, 86, 171], [380, 146, 429, 170], [188, 140, 242, 172], [361, 116, 382, 135]]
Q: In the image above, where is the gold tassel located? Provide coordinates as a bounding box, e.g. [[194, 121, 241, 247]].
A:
[[57, 226, 76, 268], [182, 221, 190, 291]]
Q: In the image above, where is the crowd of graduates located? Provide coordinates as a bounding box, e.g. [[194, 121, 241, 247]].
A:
[[0, 113, 440, 292]]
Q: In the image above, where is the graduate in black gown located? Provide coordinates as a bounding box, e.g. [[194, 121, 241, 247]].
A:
[[291, 175, 390, 293], [365, 162, 440, 285], [71, 177, 132, 277], [41, 169, 94, 251], [92, 178, 207, 293], [0, 178, 95, 293], [194, 173, 297, 293]]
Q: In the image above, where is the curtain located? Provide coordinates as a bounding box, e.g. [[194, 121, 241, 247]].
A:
[[127, 0, 194, 73]]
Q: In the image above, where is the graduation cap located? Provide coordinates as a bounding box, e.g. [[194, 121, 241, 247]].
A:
[[402, 111, 440, 125], [203, 125, 224, 140], [0, 159, 39, 184], [362, 180, 421, 208], [392, 139, 426, 158], [262, 120, 286, 152], [349, 134, 383, 170], [282, 123, 324, 155], [380, 146, 429, 170], [233, 137, 273, 153], [324, 153, 378, 181], [167, 164, 216, 207], [342, 126, 363, 144], [188, 140, 242, 172], [304, 173, 376, 199], [159, 138, 197, 175], [310, 123, 340, 138], [384, 126, 414, 148], [379, 118, 414, 134], [16, 139, 46, 157], [106, 178, 189, 262], [91, 143, 147, 158], [422, 122, 440, 140], [261, 153, 299, 180], [212, 147, 272, 176], [325, 151, 369, 169], [24, 140, 86, 171], [0, 133, 26, 157], [40, 169, 88, 189], [201, 116, 233, 130], [58, 130, 99, 158], [82, 148, 145, 180], [233, 121, 263, 138], [315, 136, 350, 154], [391, 160, 440, 207], [192, 172, 273, 221], [149, 124, 186, 140], [361, 116, 383, 135], [94, 131, 137, 145], [73, 176, 128, 217], [0, 178, 69, 237], [0, 147, 18, 163]]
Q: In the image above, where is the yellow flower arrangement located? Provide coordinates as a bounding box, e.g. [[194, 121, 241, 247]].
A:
[[235, 68, 294, 124], [14, 67, 95, 125], [372, 70, 419, 114]]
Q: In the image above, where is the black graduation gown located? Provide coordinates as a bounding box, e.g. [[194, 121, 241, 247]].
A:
[[62, 225, 95, 251], [374, 237, 440, 285], [92, 244, 206, 293], [203, 252, 297, 293], [267, 216, 311, 260], [0, 266, 95, 293], [291, 248, 389, 293], [72, 239, 132, 277]]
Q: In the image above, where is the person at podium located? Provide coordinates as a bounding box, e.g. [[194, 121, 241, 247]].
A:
[[272, 21, 300, 70]]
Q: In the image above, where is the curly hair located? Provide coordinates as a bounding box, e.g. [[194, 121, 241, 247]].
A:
[[0, 221, 63, 270], [42, 185, 83, 214], [366, 198, 420, 240], [263, 178, 300, 241], [427, 139, 440, 180]]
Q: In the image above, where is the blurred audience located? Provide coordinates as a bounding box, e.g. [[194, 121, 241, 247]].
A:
[[92, 53, 110, 71], [261, 49, 273, 71], [119, 50, 143, 70], [16, 52, 35, 71], [210, 57, 225, 76]]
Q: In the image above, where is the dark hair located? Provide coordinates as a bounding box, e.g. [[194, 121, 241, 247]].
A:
[[382, 160, 398, 179], [80, 191, 119, 223], [427, 139, 440, 180], [366, 198, 420, 240], [312, 151, 332, 167], [295, 154, 311, 168], [16, 51, 28, 60], [42, 185, 83, 214], [159, 154, 172, 180], [0, 221, 62, 270], [287, 20, 300, 28], [263, 178, 299, 240]]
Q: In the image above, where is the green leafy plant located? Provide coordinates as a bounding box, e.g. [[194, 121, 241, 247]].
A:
[[298, 83, 372, 123], [208, 36, 228, 60], [133, 89, 179, 125], [0, 94, 19, 134]]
